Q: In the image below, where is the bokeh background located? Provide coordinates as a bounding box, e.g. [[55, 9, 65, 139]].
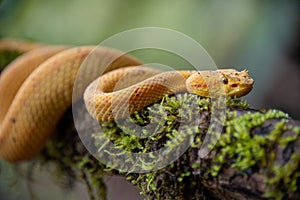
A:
[[0, 0, 299, 199]]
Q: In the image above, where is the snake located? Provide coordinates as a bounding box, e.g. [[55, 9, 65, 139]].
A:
[[0, 39, 254, 162]]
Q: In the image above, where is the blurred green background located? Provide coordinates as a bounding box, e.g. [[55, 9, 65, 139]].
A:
[[0, 0, 299, 199]]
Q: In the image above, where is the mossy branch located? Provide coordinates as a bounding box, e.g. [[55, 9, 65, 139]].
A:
[[39, 94, 300, 200]]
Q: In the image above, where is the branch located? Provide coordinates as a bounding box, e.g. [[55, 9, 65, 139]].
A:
[[40, 95, 300, 200]]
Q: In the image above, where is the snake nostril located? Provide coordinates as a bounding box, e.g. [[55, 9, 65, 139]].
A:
[[231, 84, 238, 88]]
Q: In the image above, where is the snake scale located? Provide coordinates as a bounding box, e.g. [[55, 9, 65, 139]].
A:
[[0, 39, 254, 162]]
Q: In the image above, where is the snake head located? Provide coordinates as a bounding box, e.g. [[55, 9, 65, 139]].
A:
[[186, 69, 254, 97], [220, 69, 254, 97]]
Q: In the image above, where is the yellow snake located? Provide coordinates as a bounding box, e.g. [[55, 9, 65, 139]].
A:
[[0, 39, 254, 162]]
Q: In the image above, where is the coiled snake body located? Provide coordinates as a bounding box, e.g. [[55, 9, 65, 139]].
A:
[[0, 39, 254, 162]]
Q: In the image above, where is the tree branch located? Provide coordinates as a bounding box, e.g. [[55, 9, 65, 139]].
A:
[[40, 95, 300, 200]]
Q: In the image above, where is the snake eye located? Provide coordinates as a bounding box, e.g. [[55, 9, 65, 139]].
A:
[[221, 77, 228, 84]]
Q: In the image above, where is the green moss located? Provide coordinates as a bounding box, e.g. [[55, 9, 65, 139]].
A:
[[210, 110, 288, 174], [266, 154, 300, 199], [209, 108, 300, 199], [226, 96, 250, 109], [95, 94, 250, 198], [94, 94, 208, 173]]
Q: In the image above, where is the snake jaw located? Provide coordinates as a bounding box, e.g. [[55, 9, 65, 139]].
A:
[[227, 82, 253, 97]]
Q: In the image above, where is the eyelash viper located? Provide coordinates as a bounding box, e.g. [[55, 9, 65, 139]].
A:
[[0, 39, 254, 162]]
